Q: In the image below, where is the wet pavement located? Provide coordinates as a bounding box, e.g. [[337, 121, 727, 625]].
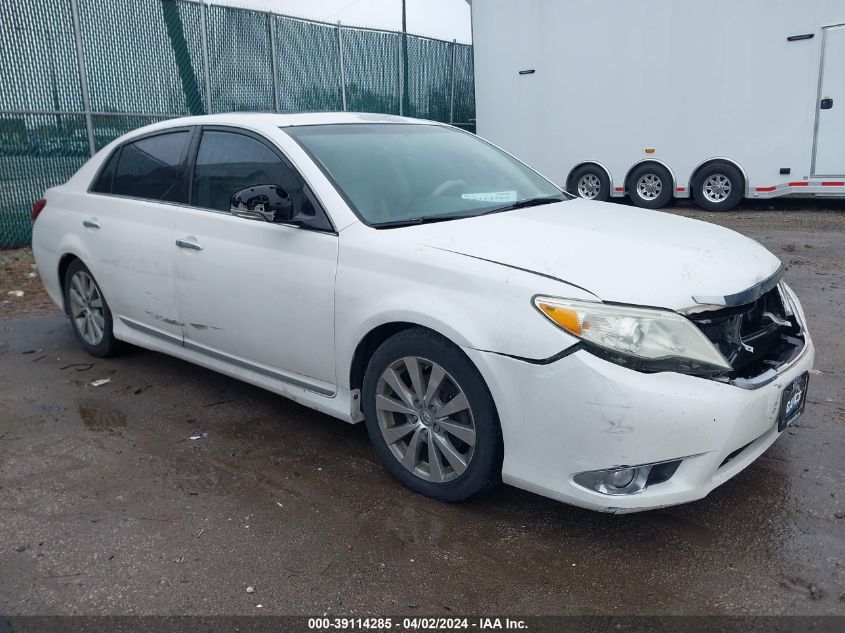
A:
[[0, 206, 844, 615]]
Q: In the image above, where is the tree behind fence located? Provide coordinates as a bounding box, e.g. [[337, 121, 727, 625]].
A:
[[0, 0, 475, 248]]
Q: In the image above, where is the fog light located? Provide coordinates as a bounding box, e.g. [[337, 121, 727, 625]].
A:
[[607, 467, 636, 489], [572, 459, 685, 496]]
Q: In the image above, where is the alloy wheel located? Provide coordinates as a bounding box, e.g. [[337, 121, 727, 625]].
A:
[[702, 174, 732, 203], [636, 173, 663, 200], [577, 174, 601, 199], [68, 270, 106, 346], [375, 356, 476, 484]]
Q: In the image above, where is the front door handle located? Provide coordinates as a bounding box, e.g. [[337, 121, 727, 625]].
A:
[[821, 96, 834, 110], [82, 219, 100, 229], [175, 239, 203, 251]]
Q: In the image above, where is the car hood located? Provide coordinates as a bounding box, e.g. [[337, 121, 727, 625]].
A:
[[407, 200, 782, 311]]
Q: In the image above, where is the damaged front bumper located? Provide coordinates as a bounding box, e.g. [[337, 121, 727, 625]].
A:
[[463, 301, 814, 513]]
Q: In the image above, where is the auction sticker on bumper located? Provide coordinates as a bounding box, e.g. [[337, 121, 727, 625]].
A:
[[778, 372, 809, 432]]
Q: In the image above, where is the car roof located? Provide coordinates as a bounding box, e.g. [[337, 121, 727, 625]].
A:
[[127, 111, 439, 137]]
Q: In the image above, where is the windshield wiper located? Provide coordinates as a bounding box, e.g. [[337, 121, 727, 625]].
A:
[[478, 194, 568, 216], [372, 195, 568, 229], [373, 212, 484, 229]]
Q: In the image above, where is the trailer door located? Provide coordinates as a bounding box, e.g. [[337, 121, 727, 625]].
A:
[[813, 24, 845, 176]]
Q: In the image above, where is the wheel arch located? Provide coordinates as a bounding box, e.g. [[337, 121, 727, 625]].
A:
[[624, 159, 678, 194], [566, 161, 614, 193], [348, 320, 494, 399], [689, 157, 749, 197], [57, 252, 83, 315], [349, 321, 432, 394]]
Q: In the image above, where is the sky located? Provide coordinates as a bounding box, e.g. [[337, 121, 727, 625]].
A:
[[214, 0, 472, 43]]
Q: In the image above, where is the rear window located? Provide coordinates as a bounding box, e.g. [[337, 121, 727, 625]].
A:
[[111, 131, 189, 202]]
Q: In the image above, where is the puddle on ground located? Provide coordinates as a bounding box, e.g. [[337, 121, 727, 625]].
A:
[[78, 399, 127, 431]]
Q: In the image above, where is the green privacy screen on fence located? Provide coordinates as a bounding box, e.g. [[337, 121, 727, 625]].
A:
[[0, 0, 475, 248]]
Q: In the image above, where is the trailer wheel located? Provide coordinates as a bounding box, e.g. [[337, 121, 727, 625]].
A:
[[628, 163, 673, 209], [692, 163, 744, 212], [569, 165, 611, 202]]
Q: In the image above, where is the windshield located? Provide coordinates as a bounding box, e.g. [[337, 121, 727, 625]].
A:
[[285, 123, 566, 227]]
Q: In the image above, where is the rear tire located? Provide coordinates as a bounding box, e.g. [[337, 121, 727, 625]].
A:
[[362, 328, 502, 502], [63, 259, 121, 358], [569, 165, 611, 202], [692, 162, 744, 212], [628, 163, 674, 209]]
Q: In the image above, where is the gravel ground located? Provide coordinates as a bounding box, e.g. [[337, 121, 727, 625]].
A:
[[0, 199, 843, 617], [0, 248, 58, 320]]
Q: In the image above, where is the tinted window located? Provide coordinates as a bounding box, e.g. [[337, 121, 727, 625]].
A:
[[191, 131, 332, 231], [91, 148, 119, 193], [191, 131, 314, 217], [112, 131, 189, 202]]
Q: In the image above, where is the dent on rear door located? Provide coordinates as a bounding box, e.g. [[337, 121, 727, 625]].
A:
[[85, 195, 182, 340]]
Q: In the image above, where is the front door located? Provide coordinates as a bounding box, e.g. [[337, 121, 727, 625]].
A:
[[173, 128, 338, 394], [813, 24, 845, 176]]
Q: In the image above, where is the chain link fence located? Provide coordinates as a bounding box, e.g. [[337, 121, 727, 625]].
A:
[[0, 0, 475, 248]]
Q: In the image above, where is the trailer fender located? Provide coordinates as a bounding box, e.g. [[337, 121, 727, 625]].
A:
[[624, 159, 678, 196], [567, 161, 615, 194], [690, 157, 749, 198]]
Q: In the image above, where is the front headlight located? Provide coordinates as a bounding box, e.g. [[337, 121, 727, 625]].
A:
[[534, 296, 732, 375]]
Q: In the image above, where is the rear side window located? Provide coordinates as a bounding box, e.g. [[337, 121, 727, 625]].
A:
[[112, 131, 189, 202], [91, 149, 119, 193], [191, 130, 306, 213]]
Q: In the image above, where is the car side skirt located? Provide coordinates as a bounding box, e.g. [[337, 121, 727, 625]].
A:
[[116, 317, 361, 424]]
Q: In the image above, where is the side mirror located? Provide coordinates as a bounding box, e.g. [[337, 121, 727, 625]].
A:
[[230, 184, 293, 223]]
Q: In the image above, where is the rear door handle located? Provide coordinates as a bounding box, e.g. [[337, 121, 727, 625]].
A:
[[821, 97, 834, 110], [175, 239, 203, 251], [82, 219, 100, 229]]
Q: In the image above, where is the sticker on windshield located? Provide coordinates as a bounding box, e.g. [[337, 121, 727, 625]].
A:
[[461, 191, 517, 203]]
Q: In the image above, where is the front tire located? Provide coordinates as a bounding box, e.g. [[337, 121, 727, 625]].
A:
[[63, 259, 121, 357], [692, 162, 744, 212], [362, 328, 502, 502], [628, 163, 674, 209]]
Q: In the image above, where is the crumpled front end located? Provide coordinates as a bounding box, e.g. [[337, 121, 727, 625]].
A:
[[686, 279, 807, 390], [464, 280, 813, 513]]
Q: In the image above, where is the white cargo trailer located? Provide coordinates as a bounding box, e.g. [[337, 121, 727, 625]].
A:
[[471, 0, 845, 211]]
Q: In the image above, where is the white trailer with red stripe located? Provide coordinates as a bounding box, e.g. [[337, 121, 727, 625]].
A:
[[470, 0, 845, 211]]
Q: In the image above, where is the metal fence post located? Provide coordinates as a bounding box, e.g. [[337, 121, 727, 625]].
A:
[[337, 22, 347, 111], [449, 39, 457, 125], [68, 0, 96, 156], [269, 15, 280, 112], [397, 34, 403, 116], [200, 0, 213, 113]]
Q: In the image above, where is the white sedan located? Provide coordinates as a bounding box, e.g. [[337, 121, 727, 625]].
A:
[[31, 113, 813, 512]]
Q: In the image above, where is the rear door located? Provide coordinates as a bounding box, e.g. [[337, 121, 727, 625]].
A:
[[813, 24, 845, 176], [86, 129, 191, 340], [172, 127, 338, 393]]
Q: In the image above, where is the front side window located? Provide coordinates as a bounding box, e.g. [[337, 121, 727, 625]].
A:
[[285, 123, 566, 227], [191, 130, 313, 218], [112, 131, 189, 202]]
